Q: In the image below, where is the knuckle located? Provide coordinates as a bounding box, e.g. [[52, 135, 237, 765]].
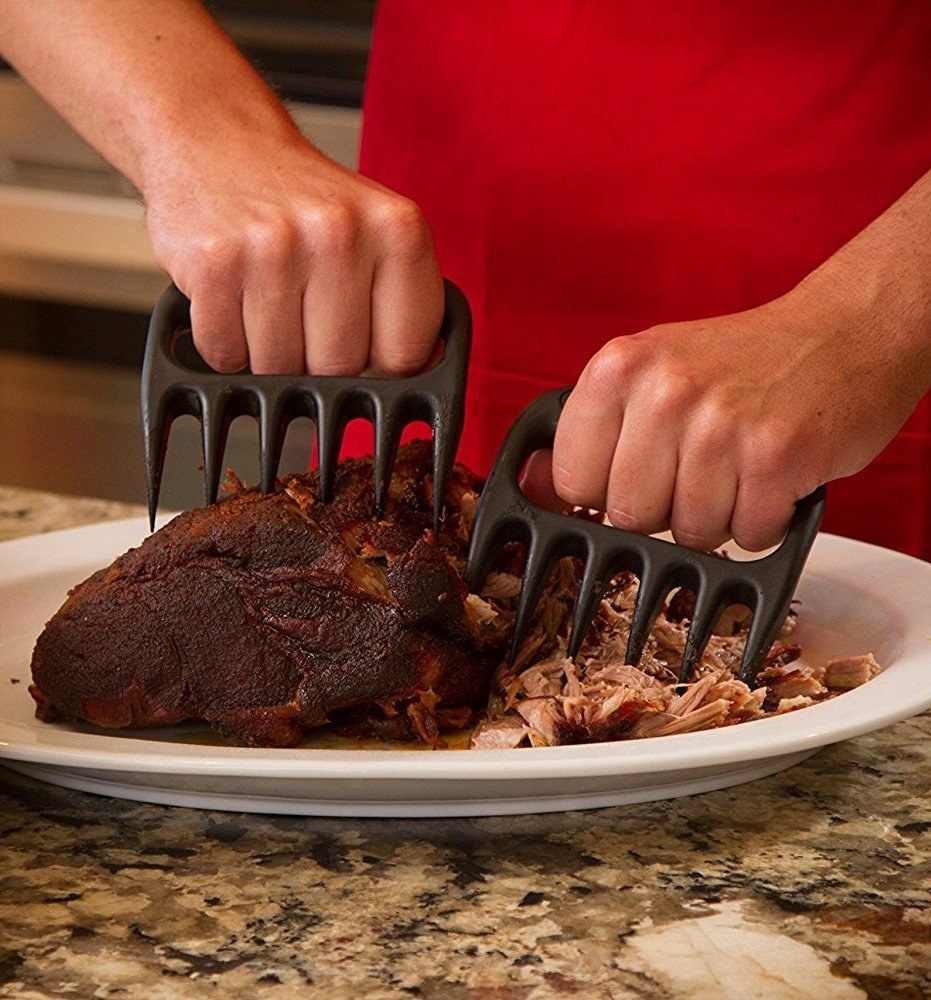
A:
[[188, 237, 243, 290], [248, 217, 299, 268], [581, 338, 697, 419], [307, 202, 359, 256], [309, 356, 366, 377], [581, 341, 631, 393], [670, 524, 718, 552], [732, 520, 783, 553], [549, 458, 590, 509], [314, 202, 359, 249], [606, 505, 642, 533], [376, 198, 434, 261], [195, 337, 247, 374], [646, 366, 697, 417], [746, 424, 794, 481]]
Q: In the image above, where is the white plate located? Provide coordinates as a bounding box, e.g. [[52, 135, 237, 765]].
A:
[[1, 518, 930, 816]]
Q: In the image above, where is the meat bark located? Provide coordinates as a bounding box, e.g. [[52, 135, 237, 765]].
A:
[[30, 442, 509, 747]]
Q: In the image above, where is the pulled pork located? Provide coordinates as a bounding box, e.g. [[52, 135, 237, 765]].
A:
[[470, 558, 881, 750]]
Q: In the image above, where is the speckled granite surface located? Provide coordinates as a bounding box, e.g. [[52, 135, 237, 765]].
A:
[[0, 485, 144, 543], [1, 484, 929, 998]]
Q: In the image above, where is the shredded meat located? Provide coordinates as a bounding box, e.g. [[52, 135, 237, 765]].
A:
[[470, 557, 880, 749]]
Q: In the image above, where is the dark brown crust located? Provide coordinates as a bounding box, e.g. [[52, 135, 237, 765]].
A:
[[29, 442, 505, 747]]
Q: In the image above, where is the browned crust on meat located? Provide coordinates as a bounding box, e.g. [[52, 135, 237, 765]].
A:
[[29, 442, 508, 747]]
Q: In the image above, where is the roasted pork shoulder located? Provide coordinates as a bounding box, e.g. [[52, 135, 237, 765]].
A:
[[30, 442, 510, 747]]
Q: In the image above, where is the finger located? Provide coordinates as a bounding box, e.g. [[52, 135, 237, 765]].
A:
[[234, 222, 308, 374], [730, 480, 798, 553], [369, 263, 443, 376], [189, 287, 249, 373], [550, 385, 623, 512], [302, 254, 373, 376], [369, 207, 443, 377], [669, 450, 738, 552], [241, 273, 306, 375], [604, 412, 679, 536]]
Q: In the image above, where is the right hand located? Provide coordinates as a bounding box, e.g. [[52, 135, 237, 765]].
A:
[[142, 133, 445, 377]]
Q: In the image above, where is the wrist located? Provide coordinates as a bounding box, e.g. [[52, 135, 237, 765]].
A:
[[780, 222, 931, 382], [138, 106, 302, 200]]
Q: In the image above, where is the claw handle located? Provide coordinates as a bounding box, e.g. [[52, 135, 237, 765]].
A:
[[466, 385, 826, 685], [142, 280, 471, 532]]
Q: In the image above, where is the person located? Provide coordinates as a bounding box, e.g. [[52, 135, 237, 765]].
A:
[[1, 1, 929, 558]]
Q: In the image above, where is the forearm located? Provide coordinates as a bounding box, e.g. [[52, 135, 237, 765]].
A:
[[0, 0, 306, 196], [784, 168, 931, 408], [554, 169, 931, 552]]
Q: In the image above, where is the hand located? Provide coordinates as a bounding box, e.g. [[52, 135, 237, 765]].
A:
[[0, 0, 445, 380], [546, 290, 928, 552], [143, 134, 444, 377]]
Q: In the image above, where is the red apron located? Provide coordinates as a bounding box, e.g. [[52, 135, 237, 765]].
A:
[[359, 1, 931, 559]]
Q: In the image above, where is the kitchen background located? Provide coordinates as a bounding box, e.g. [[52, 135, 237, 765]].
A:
[[0, 0, 374, 510]]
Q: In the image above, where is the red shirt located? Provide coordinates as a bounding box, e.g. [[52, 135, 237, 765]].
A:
[[360, 1, 931, 558]]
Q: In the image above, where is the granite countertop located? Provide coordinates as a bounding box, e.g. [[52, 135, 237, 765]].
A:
[[1, 484, 929, 998]]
